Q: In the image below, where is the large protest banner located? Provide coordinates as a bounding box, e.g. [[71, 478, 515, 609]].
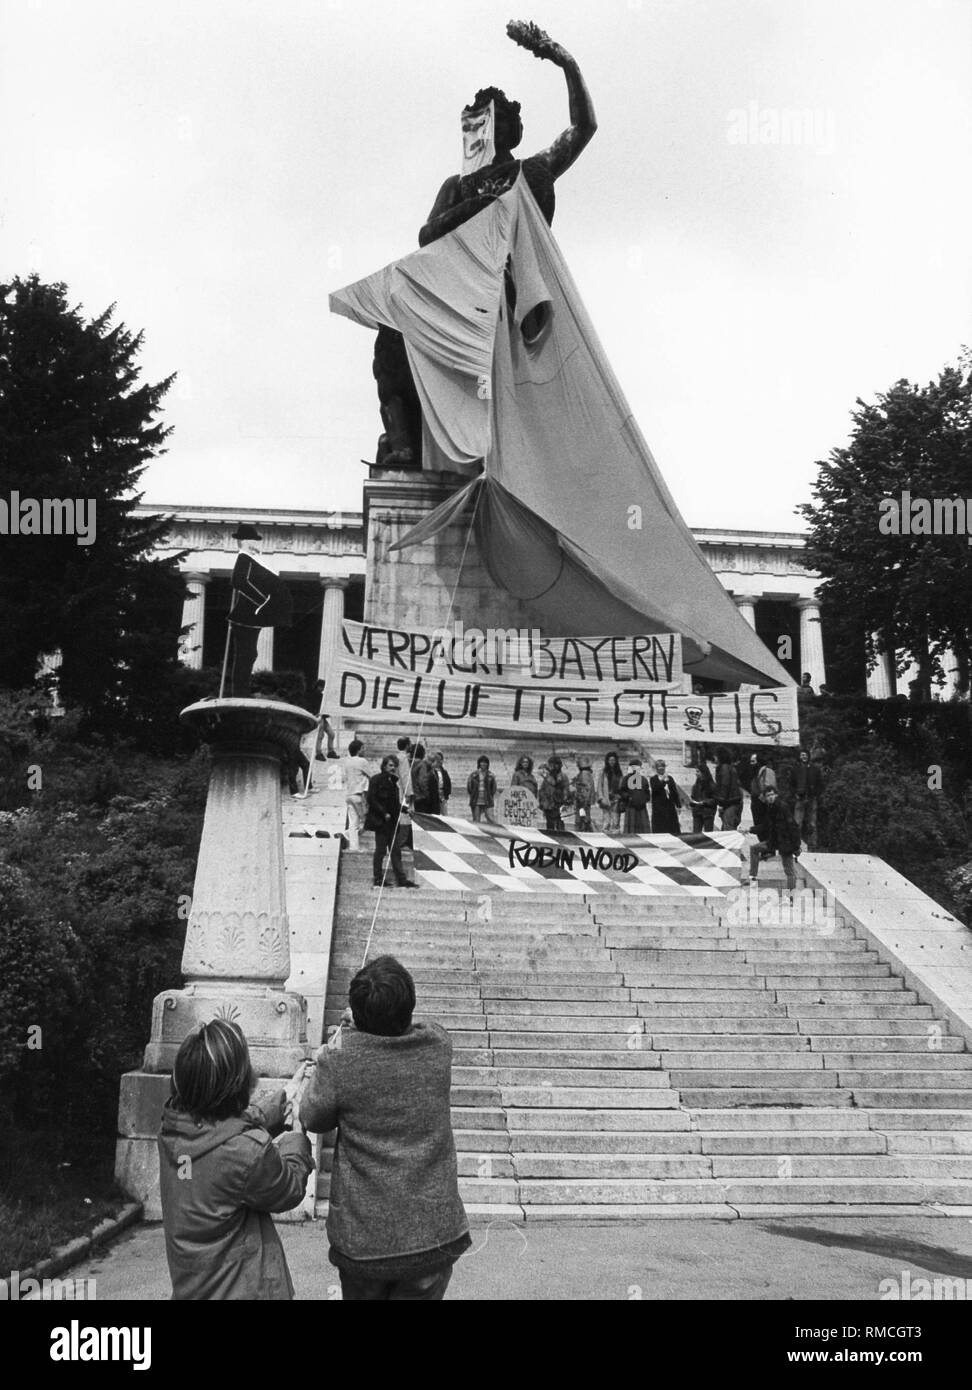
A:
[[411, 813, 745, 896], [337, 620, 799, 745]]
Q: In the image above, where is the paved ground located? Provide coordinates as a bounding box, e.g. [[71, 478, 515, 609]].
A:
[[81, 1215, 972, 1301]]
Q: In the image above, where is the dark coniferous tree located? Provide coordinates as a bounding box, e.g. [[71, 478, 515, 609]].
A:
[[0, 275, 186, 732]]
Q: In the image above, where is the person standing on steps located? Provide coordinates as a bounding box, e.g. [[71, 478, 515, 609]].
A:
[[689, 757, 718, 833], [312, 678, 339, 760], [791, 747, 823, 851], [713, 745, 743, 830], [466, 755, 497, 822], [649, 759, 683, 835], [619, 758, 650, 833], [750, 751, 777, 838], [429, 750, 452, 816], [365, 755, 417, 889], [742, 785, 800, 893], [538, 755, 572, 832], [597, 750, 624, 832], [410, 743, 438, 814], [300, 956, 470, 1300], [510, 753, 539, 799], [342, 739, 373, 852], [572, 754, 596, 830]]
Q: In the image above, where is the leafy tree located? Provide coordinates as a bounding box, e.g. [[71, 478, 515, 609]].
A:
[[0, 275, 186, 733], [798, 352, 972, 698]]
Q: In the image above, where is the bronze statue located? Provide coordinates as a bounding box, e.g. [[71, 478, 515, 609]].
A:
[[372, 20, 597, 470]]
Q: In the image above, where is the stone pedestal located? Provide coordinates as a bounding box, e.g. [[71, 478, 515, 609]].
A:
[[363, 470, 541, 635], [115, 698, 317, 1215]]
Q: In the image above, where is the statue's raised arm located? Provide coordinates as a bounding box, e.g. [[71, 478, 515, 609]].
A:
[[418, 20, 597, 248], [506, 20, 597, 180]]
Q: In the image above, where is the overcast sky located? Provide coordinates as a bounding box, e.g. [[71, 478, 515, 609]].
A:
[[3, 0, 970, 532]]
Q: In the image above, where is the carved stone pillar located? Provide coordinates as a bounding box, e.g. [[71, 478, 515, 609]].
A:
[[178, 571, 209, 669], [318, 577, 348, 708], [142, 699, 316, 1074], [734, 595, 757, 628], [940, 648, 961, 700], [796, 598, 827, 691], [866, 642, 895, 699], [255, 625, 274, 673]]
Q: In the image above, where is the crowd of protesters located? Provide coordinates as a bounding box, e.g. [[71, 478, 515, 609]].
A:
[[318, 734, 825, 887]]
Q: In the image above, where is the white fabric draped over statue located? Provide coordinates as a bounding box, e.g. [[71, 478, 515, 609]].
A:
[[331, 174, 793, 690]]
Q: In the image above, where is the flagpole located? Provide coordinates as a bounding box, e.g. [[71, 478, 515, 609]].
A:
[[219, 623, 233, 699]]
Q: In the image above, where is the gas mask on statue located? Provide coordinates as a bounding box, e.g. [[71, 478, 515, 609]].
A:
[[460, 102, 496, 174]]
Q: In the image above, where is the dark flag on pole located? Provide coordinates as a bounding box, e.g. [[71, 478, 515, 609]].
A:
[[228, 553, 293, 629]]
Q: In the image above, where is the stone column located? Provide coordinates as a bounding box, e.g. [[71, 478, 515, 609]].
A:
[[255, 625, 274, 673], [118, 698, 317, 1214], [142, 699, 316, 1073], [317, 577, 348, 720], [866, 642, 895, 698], [796, 598, 827, 690], [940, 648, 961, 700], [178, 571, 209, 669], [734, 595, 757, 628], [36, 649, 65, 714]]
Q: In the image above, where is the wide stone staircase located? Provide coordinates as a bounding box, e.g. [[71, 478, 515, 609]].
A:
[[315, 849, 972, 1217]]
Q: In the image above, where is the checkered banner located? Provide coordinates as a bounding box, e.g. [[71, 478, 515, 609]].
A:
[[411, 813, 745, 897]]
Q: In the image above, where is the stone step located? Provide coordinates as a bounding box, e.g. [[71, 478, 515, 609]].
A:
[[507, 1108, 694, 1132], [649, 1034, 809, 1051], [514, 1180, 729, 1205], [498, 1087, 680, 1109], [836, 1071, 972, 1090], [660, 1052, 824, 1070], [454, 1066, 672, 1088], [481, 1000, 639, 1016], [821, 1052, 972, 1070], [601, 925, 731, 942], [786, 1003, 932, 1018], [669, 1068, 836, 1088], [700, 1131, 888, 1156], [516, 1132, 705, 1154], [726, 934, 863, 948], [491, 1176, 972, 1206], [629, 985, 767, 999], [456, 1179, 521, 1204], [716, 1178, 972, 1205], [614, 956, 758, 975], [453, 1131, 512, 1152], [594, 904, 718, 918], [485, 1030, 794, 1051], [476, 985, 631, 1001], [794, 1017, 951, 1035], [636, 1002, 789, 1019], [742, 951, 882, 967], [865, 1109, 972, 1130], [808, 1035, 966, 1053], [681, 1088, 853, 1107], [515, 1155, 714, 1179], [688, 1108, 871, 1131], [711, 1155, 972, 1179], [483, 1014, 642, 1032], [463, 1049, 664, 1069], [450, 1107, 507, 1129], [762, 975, 902, 990], [884, 1133, 972, 1154], [776, 989, 918, 1004]]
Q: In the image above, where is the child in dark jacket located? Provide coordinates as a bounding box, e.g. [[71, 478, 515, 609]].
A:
[[158, 1019, 314, 1300]]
